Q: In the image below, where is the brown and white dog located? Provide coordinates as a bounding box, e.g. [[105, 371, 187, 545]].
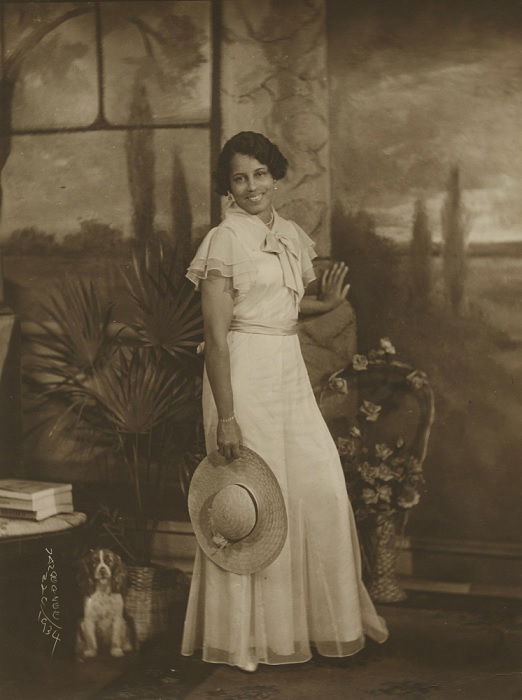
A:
[[76, 548, 133, 659]]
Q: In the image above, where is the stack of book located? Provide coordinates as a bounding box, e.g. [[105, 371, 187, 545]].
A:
[[0, 479, 74, 521]]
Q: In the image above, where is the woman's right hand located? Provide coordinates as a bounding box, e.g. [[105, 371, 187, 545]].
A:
[[217, 419, 242, 461]]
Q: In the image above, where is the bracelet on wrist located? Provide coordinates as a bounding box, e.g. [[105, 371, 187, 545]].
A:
[[218, 414, 235, 424]]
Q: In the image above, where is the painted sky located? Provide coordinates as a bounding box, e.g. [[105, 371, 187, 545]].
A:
[[327, 0, 522, 244], [2, 130, 211, 240]]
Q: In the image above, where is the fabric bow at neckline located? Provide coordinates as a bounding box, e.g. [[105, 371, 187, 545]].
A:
[[261, 227, 303, 299], [262, 228, 299, 258]]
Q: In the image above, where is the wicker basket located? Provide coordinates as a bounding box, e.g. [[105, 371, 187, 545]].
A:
[[125, 565, 186, 647], [365, 514, 407, 604]]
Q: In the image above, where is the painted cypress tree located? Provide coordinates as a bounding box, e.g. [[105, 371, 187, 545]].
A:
[[410, 198, 432, 308], [441, 166, 469, 315], [170, 149, 193, 283], [125, 78, 155, 245]]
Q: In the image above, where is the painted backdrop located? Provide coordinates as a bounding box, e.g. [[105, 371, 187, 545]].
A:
[[0, 0, 520, 582], [327, 0, 522, 562]]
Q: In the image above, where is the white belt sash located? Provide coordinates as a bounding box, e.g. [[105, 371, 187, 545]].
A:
[[229, 319, 298, 336]]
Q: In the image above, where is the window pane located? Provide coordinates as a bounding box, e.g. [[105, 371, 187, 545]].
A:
[[102, 1, 211, 125], [6, 2, 98, 130], [3, 129, 210, 245]]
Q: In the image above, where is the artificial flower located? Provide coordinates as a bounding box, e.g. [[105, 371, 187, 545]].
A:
[[337, 436, 357, 457], [360, 400, 382, 422], [397, 486, 421, 509], [336, 344, 429, 520], [390, 458, 406, 479], [377, 485, 393, 503], [212, 532, 230, 549], [375, 463, 395, 481], [407, 370, 428, 390], [362, 488, 379, 505], [408, 473, 424, 486], [391, 466, 406, 480], [359, 462, 379, 484], [329, 375, 349, 394], [408, 457, 423, 473], [380, 337, 396, 355], [375, 443, 393, 460], [352, 354, 369, 371]]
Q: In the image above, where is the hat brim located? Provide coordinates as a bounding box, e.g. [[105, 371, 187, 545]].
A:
[[188, 445, 288, 575]]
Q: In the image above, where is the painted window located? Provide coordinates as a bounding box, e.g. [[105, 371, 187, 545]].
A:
[[1, 1, 213, 247]]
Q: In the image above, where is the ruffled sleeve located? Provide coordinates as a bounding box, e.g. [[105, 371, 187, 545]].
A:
[[186, 225, 256, 297], [292, 222, 318, 288]]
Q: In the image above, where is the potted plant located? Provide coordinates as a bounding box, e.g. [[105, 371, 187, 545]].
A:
[[24, 241, 204, 643], [322, 338, 435, 603]]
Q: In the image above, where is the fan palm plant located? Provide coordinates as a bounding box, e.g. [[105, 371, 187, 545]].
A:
[[23, 276, 118, 452], [124, 240, 203, 364], [25, 243, 204, 563], [26, 275, 116, 380], [69, 346, 198, 562]]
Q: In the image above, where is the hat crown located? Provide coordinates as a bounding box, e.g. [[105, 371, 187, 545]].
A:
[[209, 484, 257, 543], [188, 446, 288, 574]]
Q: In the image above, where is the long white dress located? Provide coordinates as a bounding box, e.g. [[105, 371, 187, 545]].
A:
[[182, 204, 388, 669]]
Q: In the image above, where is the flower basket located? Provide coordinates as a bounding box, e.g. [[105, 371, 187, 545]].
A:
[[125, 565, 188, 648], [324, 338, 435, 603], [362, 512, 406, 603]]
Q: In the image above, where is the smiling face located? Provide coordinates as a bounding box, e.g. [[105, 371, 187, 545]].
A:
[[229, 153, 275, 222]]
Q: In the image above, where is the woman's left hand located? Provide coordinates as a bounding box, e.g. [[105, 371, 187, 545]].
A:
[[319, 262, 350, 311]]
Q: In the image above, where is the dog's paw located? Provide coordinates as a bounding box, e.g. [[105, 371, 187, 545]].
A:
[[83, 649, 97, 658], [110, 647, 124, 658]]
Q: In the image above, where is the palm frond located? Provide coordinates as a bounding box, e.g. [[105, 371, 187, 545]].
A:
[[75, 347, 193, 436], [124, 242, 204, 360], [29, 276, 117, 377]]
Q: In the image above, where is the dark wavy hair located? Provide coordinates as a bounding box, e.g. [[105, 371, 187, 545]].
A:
[[214, 131, 289, 196]]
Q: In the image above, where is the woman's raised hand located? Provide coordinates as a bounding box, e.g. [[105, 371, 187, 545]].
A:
[[319, 262, 350, 311], [217, 418, 243, 461]]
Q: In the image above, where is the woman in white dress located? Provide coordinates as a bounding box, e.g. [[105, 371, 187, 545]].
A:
[[182, 132, 388, 672]]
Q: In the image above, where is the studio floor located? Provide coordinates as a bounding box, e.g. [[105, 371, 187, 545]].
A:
[[1, 592, 521, 700]]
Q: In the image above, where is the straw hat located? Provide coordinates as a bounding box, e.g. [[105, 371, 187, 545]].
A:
[[188, 445, 288, 575]]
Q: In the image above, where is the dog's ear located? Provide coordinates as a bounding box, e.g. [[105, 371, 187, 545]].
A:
[[111, 552, 127, 594], [77, 549, 96, 597]]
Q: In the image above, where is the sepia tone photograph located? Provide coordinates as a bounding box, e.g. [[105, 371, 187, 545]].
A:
[[0, 1, 520, 698]]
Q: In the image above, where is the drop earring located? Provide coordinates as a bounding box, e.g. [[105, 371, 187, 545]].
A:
[[273, 181, 278, 191]]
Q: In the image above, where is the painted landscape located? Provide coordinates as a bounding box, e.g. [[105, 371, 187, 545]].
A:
[[326, 0, 522, 548]]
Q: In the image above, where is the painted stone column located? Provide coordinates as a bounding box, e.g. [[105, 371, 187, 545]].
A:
[[221, 0, 331, 255]]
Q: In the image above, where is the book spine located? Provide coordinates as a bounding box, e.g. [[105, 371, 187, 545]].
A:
[[0, 505, 74, 520], [0, 485, 72, 502], [0, 495, 73, 510]]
